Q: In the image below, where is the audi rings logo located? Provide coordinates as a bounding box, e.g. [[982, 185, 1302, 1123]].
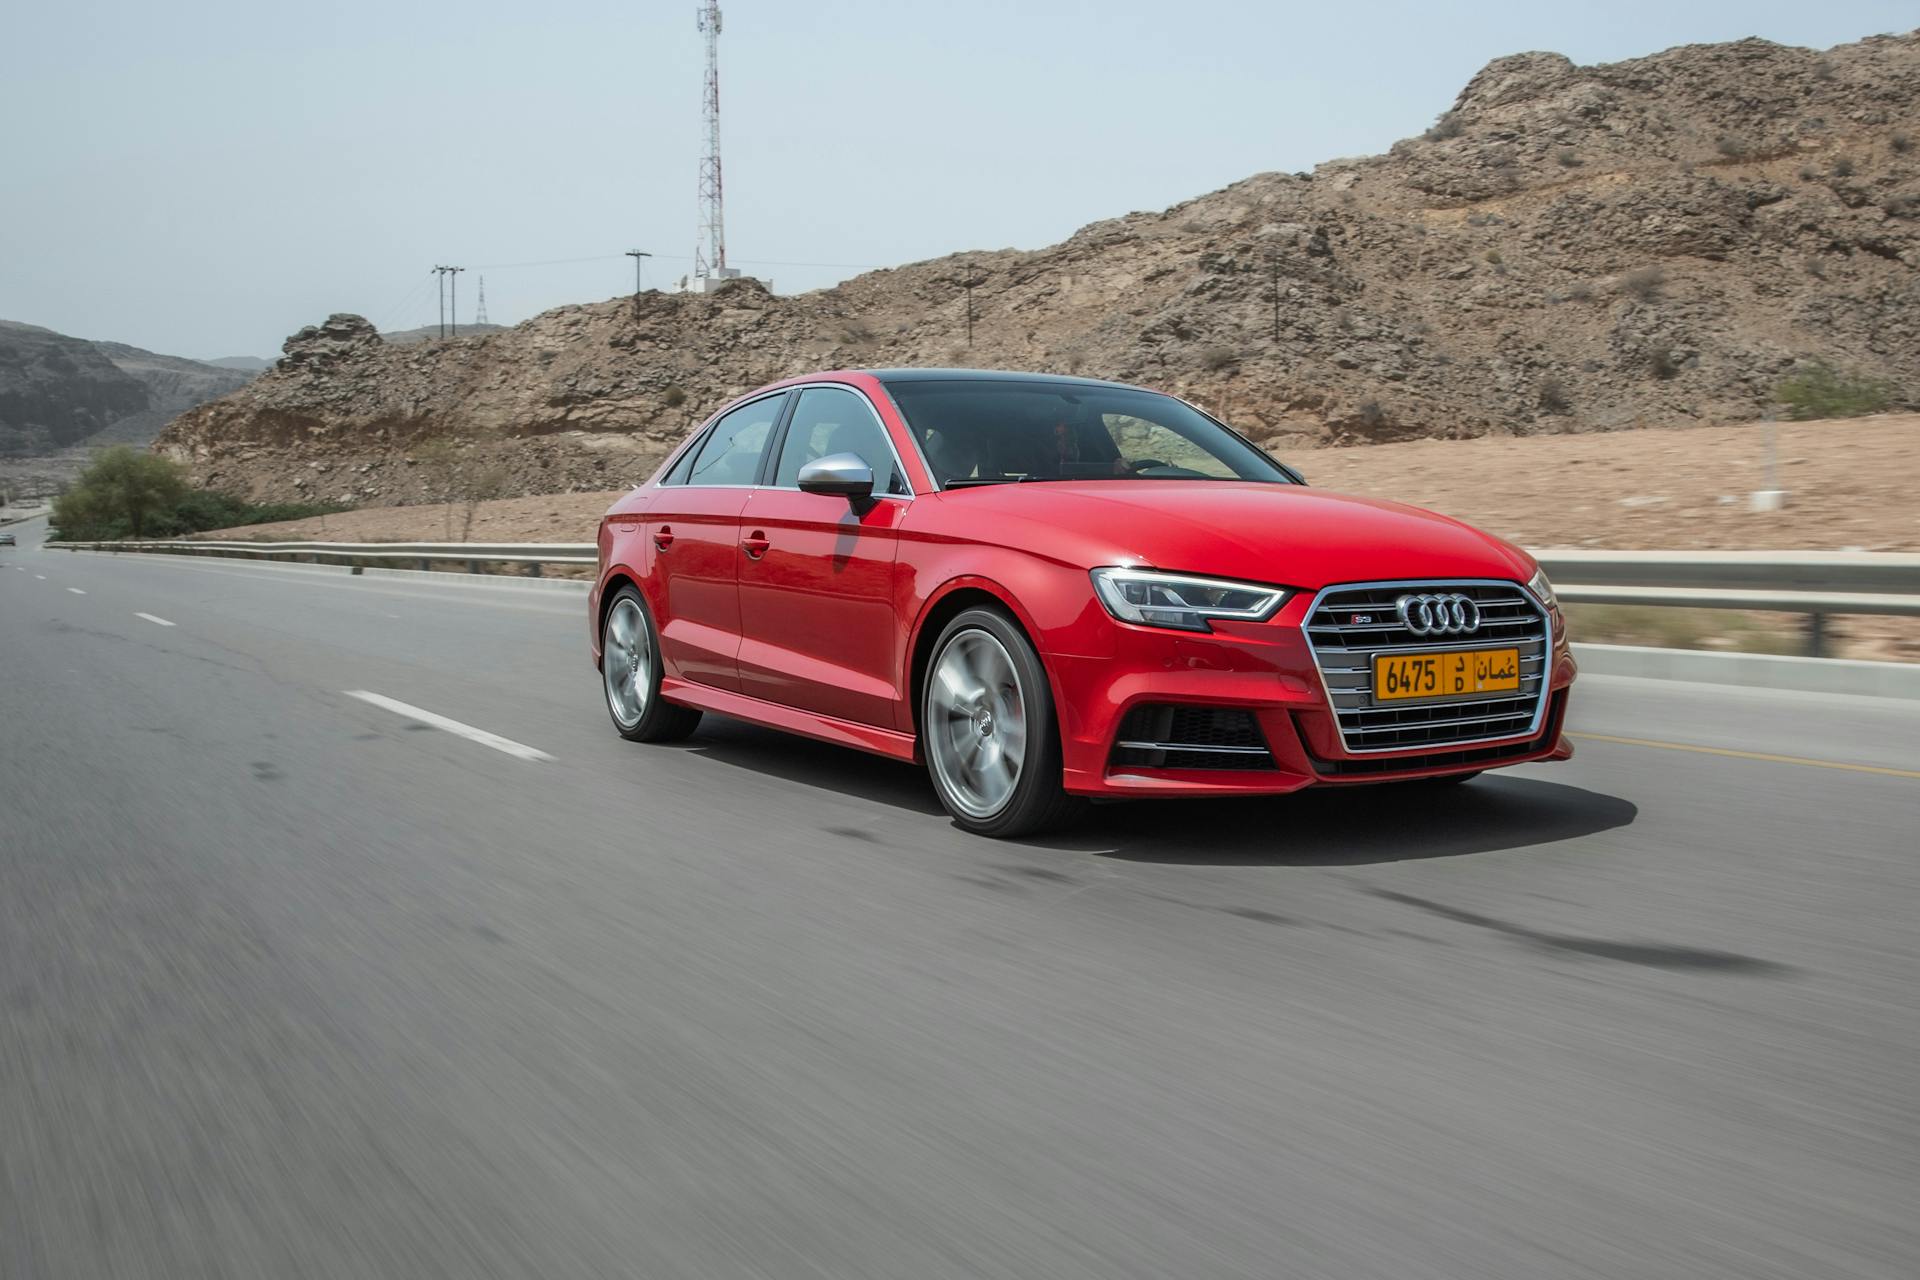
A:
[[1396, 592, 1482, 636]]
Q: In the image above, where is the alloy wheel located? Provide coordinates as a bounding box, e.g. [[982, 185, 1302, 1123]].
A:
[[602, 597, 652, 729], [926, 628, 1029, 819]]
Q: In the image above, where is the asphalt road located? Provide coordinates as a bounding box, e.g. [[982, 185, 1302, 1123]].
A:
[[4, 522, 1917, 1280]]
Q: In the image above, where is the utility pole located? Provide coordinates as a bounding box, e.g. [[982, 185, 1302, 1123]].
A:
[[448, 266, 464, 337], [1268, 254, 1282, 343], [432, 265, 465, 338], [961, 264, 985, 347], [433, 266, 448, 339], [625, 250, 652, 308]]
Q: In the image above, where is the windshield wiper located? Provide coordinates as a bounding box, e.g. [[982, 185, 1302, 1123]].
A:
[[942, 475, 1068, 488]]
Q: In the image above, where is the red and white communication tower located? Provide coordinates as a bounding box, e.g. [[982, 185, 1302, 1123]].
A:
[[685, 1, 741, 291]]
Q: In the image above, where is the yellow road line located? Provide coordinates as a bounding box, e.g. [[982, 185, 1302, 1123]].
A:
[[1568, 731, 1920, 780]]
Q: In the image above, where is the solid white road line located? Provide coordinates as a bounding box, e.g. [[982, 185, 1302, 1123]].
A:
[[66, 587, 86, 595], [135, 612, 176, 627], [343, 691, 555, 763]]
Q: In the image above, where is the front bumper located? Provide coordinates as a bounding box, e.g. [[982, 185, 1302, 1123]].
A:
[[1047, 594, 1576, 798]]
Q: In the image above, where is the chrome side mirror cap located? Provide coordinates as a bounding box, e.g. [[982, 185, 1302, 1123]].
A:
[[796, 452, 875, 500]]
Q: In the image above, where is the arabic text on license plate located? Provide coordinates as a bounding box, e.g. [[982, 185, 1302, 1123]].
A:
[[1373, 648, 1522, 703]]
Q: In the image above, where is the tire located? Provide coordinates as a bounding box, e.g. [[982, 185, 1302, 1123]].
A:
[[601, 585, 702, 743], [922, 607, 1083, 837]]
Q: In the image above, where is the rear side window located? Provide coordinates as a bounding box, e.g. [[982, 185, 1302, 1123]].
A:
[[772, 386, 908, 495], [686, 394, 785, 487]]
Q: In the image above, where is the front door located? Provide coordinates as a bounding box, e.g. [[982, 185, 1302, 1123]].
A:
[[735, 385, 909, 727]]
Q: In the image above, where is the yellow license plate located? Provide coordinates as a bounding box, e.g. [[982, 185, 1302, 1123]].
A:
[[1374, 648, 1521, 703]]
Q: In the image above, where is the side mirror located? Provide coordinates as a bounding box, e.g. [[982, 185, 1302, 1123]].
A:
[[797, 452, 875, 501]]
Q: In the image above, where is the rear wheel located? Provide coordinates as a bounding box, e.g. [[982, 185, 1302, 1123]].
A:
[[922, 608, 1082, 837], [601, 586, 702, 743]]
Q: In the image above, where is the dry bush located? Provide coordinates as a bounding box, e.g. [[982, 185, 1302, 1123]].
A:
[[1199, 344, 1238, 372], [1555, 148, 1583, 168], [1425, 113, 1465, 141], [1648, 347, 1681, 380], [1715, 135, 1752, 159], [1355, 400, 1388, 429], [662, 386, 687, 408], [1619, 266, 1666, 301], [1892, 131, 1913, 155], [1565, 280, 1595, 302], [1537, 373, 1571, 414], [1831, 154, 1856, 178]]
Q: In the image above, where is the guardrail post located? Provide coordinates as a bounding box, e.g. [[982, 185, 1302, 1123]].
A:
[[1808, 612, 1827, 659], [468, 560, 481, 575], [527, 561, 542, 578], [419, 558, 431, 572]]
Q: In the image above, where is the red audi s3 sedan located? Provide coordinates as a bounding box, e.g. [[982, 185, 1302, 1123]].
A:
[[591, 369, 1575, 836]]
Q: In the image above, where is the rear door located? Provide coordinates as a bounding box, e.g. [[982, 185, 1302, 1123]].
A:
[[645, 392, 788, 692], [736, 384, 911, 727]]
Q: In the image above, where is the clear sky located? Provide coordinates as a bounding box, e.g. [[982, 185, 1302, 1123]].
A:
[[1, 1, 1911, 359]]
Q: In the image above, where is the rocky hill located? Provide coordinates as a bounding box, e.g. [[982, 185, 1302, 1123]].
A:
[[0, 321, 149, 456], [0, 323, 255, 457], [157, 32, 1918, 507]]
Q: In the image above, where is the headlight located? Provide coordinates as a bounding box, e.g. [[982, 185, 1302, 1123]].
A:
[[1525, 567, 1558, 611], [1090, 568, 1290, 632]]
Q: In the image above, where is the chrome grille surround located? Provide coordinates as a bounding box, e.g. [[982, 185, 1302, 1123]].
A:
[[1302, 579, 1551, 755]]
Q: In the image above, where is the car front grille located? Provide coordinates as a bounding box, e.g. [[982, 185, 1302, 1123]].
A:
[[1304, 580, 1550, 754], [1110, 704, 1276, 771]]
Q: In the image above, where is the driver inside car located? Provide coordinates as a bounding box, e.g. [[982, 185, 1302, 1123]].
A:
[[1050, 416, 1131, 476]]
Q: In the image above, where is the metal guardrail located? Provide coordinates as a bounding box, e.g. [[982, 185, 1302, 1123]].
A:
[[1531, 550, 1920, 656], [43, 541, 1920, 657], [45, 539, 597, 576]]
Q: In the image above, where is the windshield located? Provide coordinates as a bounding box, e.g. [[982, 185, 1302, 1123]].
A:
[[881, 379, 1294, 488]]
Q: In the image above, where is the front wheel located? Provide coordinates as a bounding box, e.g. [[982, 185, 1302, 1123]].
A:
[[601, 586, 702, 743], [922, 608, 1083, 837]]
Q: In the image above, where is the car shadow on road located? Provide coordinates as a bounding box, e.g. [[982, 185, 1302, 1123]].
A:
[[681, 719, 949, 816], [684, 720, 1635, 866], [1043, 775, 1639, 866]]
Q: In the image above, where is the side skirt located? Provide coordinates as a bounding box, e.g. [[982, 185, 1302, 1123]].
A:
[[659, 677, 919, 763]]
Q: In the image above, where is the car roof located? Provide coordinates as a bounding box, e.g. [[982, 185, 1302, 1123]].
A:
[[863, 368, 1148, 392]]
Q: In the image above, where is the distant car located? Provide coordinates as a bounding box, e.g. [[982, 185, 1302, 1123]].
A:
[[0, 531, 16, 546], [590, 369, 1576, 836]]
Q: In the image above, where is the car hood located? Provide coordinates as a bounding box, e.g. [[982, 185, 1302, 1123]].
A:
[[926, 481, 1535, 589]]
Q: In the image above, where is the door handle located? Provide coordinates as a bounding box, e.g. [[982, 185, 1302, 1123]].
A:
[[653, 526, 675, 550], [741, 531, 771, 560]]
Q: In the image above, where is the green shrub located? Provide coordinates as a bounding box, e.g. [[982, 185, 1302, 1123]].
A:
[[1773, 360, 1898, 420], [50, 446, 347, 540]]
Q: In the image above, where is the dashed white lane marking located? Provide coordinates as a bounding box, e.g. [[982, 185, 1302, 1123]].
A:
[[66, 587, 86, 595], [343, 691, 554, 763], [33, 574, 46, 580], [134, 612, 176, 627]]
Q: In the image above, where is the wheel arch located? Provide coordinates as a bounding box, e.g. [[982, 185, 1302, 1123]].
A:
[[594, 570, 640, 666], [906, 578, 1053, 748]]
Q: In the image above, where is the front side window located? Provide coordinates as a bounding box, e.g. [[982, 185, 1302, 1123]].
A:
[[685, 393, 785, 487], [882, 380, 1294, 488], [772, 386, 908, 496]]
